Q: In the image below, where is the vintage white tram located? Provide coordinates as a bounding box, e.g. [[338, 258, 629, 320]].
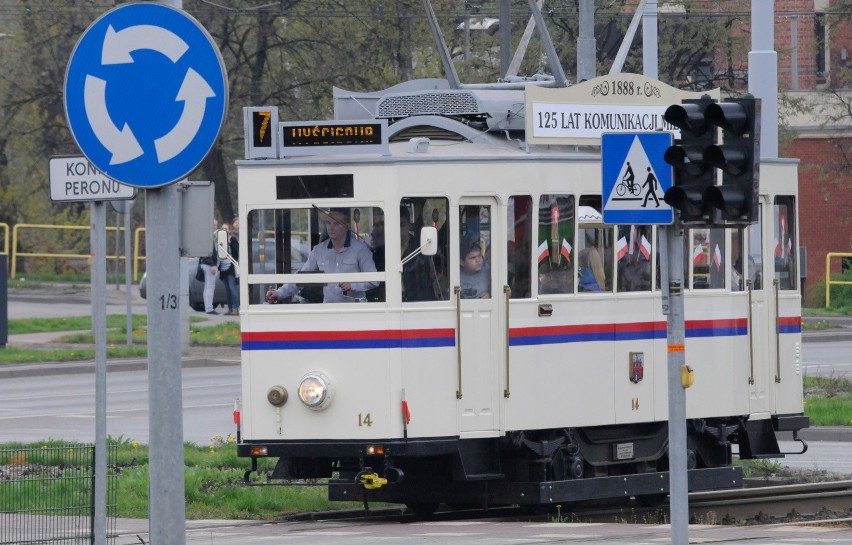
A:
[[235, 75, 808, 512]]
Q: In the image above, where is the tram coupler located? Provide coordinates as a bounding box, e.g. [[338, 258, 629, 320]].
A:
[[782, 430, 808, 455], [243, 456, 258, 483], [356, 466, 404, 490], [360, 472, 388, 489]]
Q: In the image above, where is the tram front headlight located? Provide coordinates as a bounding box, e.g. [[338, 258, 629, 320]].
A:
[[297, 372, 332, 410]]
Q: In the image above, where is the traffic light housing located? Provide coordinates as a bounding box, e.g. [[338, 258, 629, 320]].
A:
[[703, 96, 761, 224], [662, 97, 717, 224]]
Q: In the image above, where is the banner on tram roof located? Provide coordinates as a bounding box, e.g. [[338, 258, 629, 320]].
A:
[[525, 73, 720, 146]]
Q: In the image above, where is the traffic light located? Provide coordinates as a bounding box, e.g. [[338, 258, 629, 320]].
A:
[[702, 96, 761, 224], [662, 97, 717, 224]]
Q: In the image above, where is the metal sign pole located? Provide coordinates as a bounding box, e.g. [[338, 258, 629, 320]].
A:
[[91, 201, 107, 545], [664, 221, 688, 545], [114, 210, 120, 289], [64, 2, 224, 540], [145, 185, 186, 545], [125, 209, 133, 346]]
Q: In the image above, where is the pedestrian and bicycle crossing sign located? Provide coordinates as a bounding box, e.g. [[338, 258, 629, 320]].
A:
[[64, 3, 228, 188], [602, 132, 673, 225]]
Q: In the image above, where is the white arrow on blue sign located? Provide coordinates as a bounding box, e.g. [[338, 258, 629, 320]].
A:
[[64, 3, 228, 188], [601, 132, 674, 225]]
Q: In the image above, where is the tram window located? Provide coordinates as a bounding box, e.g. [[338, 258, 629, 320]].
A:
[[577, 197, 611, 292], [732, 229, 746, 291], [748, 208, 763, 289], [655, 230, 662, 291], [245, 206, 385, 304], [538, 195, 574, 295], [399, 197, 449, 302], [509, 196, 532, 298], [459, 204, 491, 299], [689, 228, 726, 289], [275, 174, 353, 199], [616, 225, 652, 292], [773, 197, 797, 290]]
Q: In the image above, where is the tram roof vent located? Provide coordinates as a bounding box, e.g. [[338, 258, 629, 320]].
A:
[[376, 90, 482, 119], [334, 80, 527, 134]]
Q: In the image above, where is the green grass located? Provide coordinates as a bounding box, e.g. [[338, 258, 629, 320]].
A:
[[0, 345, 148, 364], [0, 440, 359, 520], [1, 314, 239, 365], [8, 314, 147, 335], [803, 376, 852, 426], [803, 396, 852, 426]]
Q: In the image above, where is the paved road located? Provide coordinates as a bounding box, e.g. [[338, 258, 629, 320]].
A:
[[0, 362, 849, 473], [802, 340, 852, 379], [0, 363, 240, 445], [2, 287, 850, 456], [106, 518, 852, 545]]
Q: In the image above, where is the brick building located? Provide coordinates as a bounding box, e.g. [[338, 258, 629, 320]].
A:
[[696, 0, 851, 300], [773, 1, 852, 302], [622, 0, 850, 301]]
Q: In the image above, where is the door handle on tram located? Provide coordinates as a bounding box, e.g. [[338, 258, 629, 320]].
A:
[[774, 279, 781, 383], [454, 286, 462, 399], [504, 285, 511, 398], [747, 279, 755, 385]]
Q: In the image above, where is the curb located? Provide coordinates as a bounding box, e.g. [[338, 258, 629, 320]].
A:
[[778, 427, 852, 443], [0, 356, 239, 379], [801, 329, 852, 343]]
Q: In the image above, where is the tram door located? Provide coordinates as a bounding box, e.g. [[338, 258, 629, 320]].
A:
[[747, 201, 775, 416], [456, 199, 501, 435]]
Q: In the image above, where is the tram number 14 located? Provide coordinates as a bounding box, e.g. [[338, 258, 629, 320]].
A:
[[358, 413, 373, 427]]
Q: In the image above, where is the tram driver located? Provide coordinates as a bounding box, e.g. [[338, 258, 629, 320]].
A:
[[265, 208, 378, 303]]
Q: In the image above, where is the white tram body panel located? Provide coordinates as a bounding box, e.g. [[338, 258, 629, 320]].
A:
[[236, 94, 806, 507]]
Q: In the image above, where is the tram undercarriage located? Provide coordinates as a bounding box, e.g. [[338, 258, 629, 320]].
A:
[[241, 414, 807, 510]]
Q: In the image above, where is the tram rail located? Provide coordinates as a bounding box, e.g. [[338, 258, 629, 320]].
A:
[[271, 479, 852, 526]]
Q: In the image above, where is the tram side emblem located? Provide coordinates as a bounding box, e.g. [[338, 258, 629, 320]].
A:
[[629, 352, 644, 383]]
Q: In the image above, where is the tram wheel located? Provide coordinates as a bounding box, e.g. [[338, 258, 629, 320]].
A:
[[405, 502, 439, 516]]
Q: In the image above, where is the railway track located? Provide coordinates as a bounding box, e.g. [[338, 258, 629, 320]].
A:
[[689, 480, 852, 524], [276, 479, 852, 526]]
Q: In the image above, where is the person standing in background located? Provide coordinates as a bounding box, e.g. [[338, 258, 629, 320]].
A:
[[231, 216, 241, 285], [218, 223, 239, 315], [199, 219, 219, 314]]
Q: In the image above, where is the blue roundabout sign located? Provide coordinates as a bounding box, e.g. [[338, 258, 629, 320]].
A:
[[64, 3, 228, 188]]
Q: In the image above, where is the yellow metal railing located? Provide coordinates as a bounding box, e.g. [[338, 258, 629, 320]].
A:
[[824, 252, 852, 308], [10, 223, 139, 279], [134, 227, 146, 281], [0, 223, 9, 257]]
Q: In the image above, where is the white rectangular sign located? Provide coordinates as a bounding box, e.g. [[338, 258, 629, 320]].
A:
[[531, 103, 674, 139], [49, 156, 136, 202]]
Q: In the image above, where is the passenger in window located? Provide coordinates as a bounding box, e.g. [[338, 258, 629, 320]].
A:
[[400, 208, 439, 301], [619, 254, 651, 291], [266, 208, 378, 303], [365, 222, 385, 302], [578, 231, 605, 292], [730, 234, 757, 292], [459, 237, 490, 299], [617, 227, 651, 292]]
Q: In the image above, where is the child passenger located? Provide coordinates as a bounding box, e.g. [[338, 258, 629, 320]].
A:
[[459, 238, 490, 299]]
